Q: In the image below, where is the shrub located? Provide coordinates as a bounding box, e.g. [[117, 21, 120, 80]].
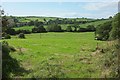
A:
[[95, 21, 112, 41], [2, 41, 10, 58], [47, 24, 63, 32], [2, 41, 26, 78], [86, 25, 95, 31], [18, 33, 25, 39], [32, 26, 46, 33], [2, 41, 16, 57], [4, 34, 11, 39], [2, 32, 7, 37], [78, 28, 87, 32], [5, 28, 16, 35], [109, 13, 120, 40], [16, 29, 31, 34], [66, 26, 73, 32]]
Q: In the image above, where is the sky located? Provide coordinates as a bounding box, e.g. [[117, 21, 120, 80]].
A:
[[0, 0, 119, 19]]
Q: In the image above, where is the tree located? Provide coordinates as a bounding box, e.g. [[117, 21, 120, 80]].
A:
[[72, 24, 79, 32], [66, 26, 72, 32], [4, 34, 11, 39], [86, 25, 95, 31], [34, 19, 43, 27], [7, 18, 15, 27], [32, 25, 46, 33], [47, 24, 63, 32], [2, 41, 26, 78], [28, 20, 34, 26], [95, 21, 112, 40], [2, 16, 9, 32], [18, 33, 25, 39], [5, 28, 16, 35], [44, 18, 46, 22], [109, 16, 112, 19], [78, 27, 87, 32], [110, 13, 120, 40]]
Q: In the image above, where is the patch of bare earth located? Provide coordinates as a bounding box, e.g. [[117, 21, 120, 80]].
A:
[[16, 47, 28, 54]]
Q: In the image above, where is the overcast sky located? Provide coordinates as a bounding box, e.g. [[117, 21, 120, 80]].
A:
[[1, 0, 119, 18]]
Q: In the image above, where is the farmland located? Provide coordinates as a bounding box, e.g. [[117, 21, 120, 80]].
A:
[[1, 1, 119, 79], [4, 32, 107, 78]]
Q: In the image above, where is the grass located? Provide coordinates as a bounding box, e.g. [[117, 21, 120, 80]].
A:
[[80, 19, 111, 28], [20, 17, 94, 22], [13, 19, 110, 32], [4, 32, 105, 78], [13, 26, 34, 31]]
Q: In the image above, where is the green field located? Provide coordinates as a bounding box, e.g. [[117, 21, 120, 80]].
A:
[[14, 26, 34, 31], [5, 32, 106, 78], [19, 17, 94, 22], [14, 19, 110, 31]]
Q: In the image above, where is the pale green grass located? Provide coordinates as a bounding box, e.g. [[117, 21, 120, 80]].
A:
[[4, 32, 105, 78], [80, 19, 111, 28], [14, 19, 109, 32], [14, 26, 34, 31]]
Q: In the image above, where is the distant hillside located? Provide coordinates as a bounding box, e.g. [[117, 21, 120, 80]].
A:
[[15, 16, 95, 22], [13, 17, 111, 31]]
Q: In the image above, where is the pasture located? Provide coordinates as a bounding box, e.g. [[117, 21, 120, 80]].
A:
[[13, 19, 110, 32], [5, 32, 105, 78]]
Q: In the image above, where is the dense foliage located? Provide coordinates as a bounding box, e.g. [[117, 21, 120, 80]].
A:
[[66, 26, 73, 32], [95, 13, 120, 78], [47, 24, 63, 32], [18, 33, 25, 39], [4, 34, 11, 39], [2, 41, 26, 78], [95, 13, 120, 41], [32, 26, 46, 33], [95, 21, 112, 40], [110, 13, 120, 40]]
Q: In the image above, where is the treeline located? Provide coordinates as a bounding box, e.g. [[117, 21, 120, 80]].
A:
[[2, 16, 97, 39], [3, 15, 109, 28], [95, 13, 120, 78], [3, 23, 95, 34], [12, 16, 108, 27], [95, 13, 120, 41]]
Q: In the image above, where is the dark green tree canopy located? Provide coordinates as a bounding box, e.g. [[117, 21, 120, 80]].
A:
[[95, 21, 112, 40], [47, 24, 63, 32], [110, 13, 120, 40], [66, 26, 73, 32]]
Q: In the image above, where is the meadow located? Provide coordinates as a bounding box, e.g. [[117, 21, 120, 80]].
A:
[[5, 32, 106, 78], [14, 19, 110, 31]]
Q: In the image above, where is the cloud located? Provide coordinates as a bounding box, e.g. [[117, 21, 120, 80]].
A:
[[83, 2, 118, 11], [1, 0, 119, 2], [62, 11, 117, 19]]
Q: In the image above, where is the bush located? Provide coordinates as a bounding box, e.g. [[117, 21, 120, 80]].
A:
[[4, 34, 11, 39], [110, 13, 120, 40], [2, 41, 10, 58], [5, 28, 16, 35], [77, 25, 95, 32], [78, 28, 87, 32], [32, 26, 47, 33], [18, 33, 25, 39], [2, 41, 26, 78], [16, 29, 31, 34], [95, 21, 112, 41], [2, 32, 6, 37], [66, 26, 73, 32], [86, 25, 95, 31], [47, 24, 63, 32]]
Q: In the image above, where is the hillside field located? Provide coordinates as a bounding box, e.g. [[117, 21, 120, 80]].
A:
[[14, 19, 110, 31], [4, 32, 107, 78]]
